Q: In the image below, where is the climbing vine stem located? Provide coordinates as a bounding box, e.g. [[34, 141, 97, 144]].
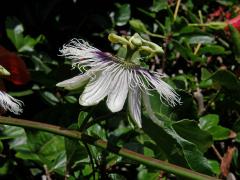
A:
[[0, 116, 217, 180]]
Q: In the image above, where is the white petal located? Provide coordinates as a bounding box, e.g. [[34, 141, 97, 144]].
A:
[[106, 70, 129, 112], [79, 72, 112, 106], [128, 87, 142, 128], [56, 74, 90, 90], [152, 78, 180, 107], [0, 91, 23, 115], [59, 39, 98, 61], [139, 71, 181, 106]]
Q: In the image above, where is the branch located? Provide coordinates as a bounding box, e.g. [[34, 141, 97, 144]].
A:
[[0, 116, 217, 180]]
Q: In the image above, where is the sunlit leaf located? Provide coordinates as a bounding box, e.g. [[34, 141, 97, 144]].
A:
[[115, 4, 131, 26]]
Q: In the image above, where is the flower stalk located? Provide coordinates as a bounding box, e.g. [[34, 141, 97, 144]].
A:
[[0, 116, 218, 180]]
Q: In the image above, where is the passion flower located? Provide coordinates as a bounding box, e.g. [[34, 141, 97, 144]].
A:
[[57, 34, 181, 127]]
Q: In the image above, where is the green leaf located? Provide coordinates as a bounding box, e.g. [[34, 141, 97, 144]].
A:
[[5, 17, 44, 52], [65, 124, 88, 175], [1, 125, 66, 175], [129, 19, 148, 33], [173, 120, 213, 152], [1, 125, 27, 151], [201, 68, 212, 81], [64, 95, 78, 104], [150, 0, 168, 12], [115, 4, 131, 26], [41, 91, 60, 105], [31, 54, 52, 73], [199, 68, 213, 88], [199, 114, 231, 140], [187, 35, 215, 44], [149, 90, 198, 121], [216, 0, 237, 6], [172, 39, 201, 62], [87, 124, 106, 140], [0, 141, 3, 153], [210, 69, 240, 90], [78, 111, 90, 130], [199, 45, 229, 55], [138, 168, 160, 180], [0, 162, 9, 175], [143, 94, 213, 175], [236, 132, 240, 143], [142, 115, 213, 175], [25, 130, 66, 175], [208, 160, 221, 176]]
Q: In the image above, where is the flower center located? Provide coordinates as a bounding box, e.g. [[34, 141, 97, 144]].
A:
[[118, 58, 140, 69]]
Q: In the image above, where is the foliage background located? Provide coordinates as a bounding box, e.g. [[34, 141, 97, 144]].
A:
[[0, 0, 239, 179]]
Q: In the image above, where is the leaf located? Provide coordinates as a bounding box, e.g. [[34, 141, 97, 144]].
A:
[[25, 130, 66, 175], [208, 160, 221, 176], [187, 35, 215, 44], [115, 4, 131, 26], [87, 124, 106, 140], [5, 17, 44, 52], [199, 45, 229, 55], [143, 93, 213, 175], [0, 141, 3, 153], [31, 54, 52, 73], [138, 168, 160, 180], [1, 125, 66, 175], [40, 91, 60, 106], [1, 125, 28, 151], [149, 90, 198, 121], [199, 114, 231, 140], [64, 95, 78, 104], [236, 133, 240, 143], [150, 0, 168, 12], [199, 68, 213, 88], [142, 115, 186, 165], [129, 19, 148, 33], [78, 111, 89, 129], [216, 0, 236, 6], [172, 120, 213, 153], [142, 115, 213, 175], [172, 39, 201, 62], [65, 124, 88, 175], [210, 69, 240, 90], [162, 123, 213, 175]]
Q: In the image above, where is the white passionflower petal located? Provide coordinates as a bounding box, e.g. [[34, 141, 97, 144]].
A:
[[56, 74, 90, 90], [107, 69, 129, 112], [0, 91, 23, 115], [128, 87, 142, 128], [139, 70, 181, 106], [79, 72, 112, 106], [59, 39, 98, 62]]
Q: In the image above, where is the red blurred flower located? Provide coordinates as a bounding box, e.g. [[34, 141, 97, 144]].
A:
[[208, 7, 224, 19], [0, 46, 30, 85], [226, 14, 240, 31], [225, 12, 232, 20]]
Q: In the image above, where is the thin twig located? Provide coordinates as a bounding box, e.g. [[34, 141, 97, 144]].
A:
[[211, 145, 223, 161], [193, 88, 205, 116], [174, 0, 182, 21], [43, 164, 52, 180], [84, 143, 96, 180], [194, 10, 203, 55]]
